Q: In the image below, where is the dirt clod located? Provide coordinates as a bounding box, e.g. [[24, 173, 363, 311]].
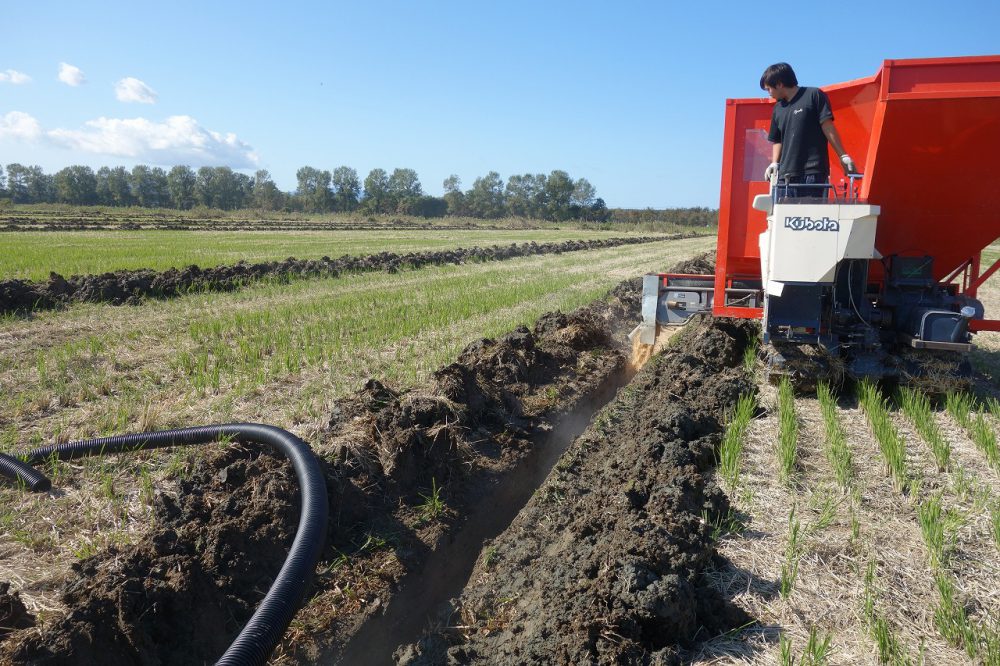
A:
[[0, 583, 34, 643]]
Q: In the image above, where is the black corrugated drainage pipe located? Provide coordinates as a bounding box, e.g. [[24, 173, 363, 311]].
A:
[[0, 423, 328, 666], [0, 451, 51, 491]]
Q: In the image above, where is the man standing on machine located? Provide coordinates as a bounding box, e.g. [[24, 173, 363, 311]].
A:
[[761, 62, 857, 199]]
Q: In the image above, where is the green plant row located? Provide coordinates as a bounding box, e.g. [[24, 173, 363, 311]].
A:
[[858, 381, 908, 492], [718, 393, 756, 491], [947, 392, 1000, 471], [817, 382, 854, 490], [777, 377, 799, 486], [863, 559, 914, 664], [899, 388, 950, 472]]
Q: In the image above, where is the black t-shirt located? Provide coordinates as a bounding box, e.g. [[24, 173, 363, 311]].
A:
[[768, 86, 834, 178]]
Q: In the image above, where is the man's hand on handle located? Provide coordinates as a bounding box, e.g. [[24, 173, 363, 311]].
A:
[[764, 162, 779, 182]]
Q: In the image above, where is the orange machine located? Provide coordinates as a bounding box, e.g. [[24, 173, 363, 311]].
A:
[[638, 56, 1000, 379], [714, 55, 1000, 332]]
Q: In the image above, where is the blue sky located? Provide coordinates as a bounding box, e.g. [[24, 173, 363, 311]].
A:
[[1, 1, 997, 208]]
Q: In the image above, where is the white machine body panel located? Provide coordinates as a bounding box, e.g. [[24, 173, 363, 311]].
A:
[[759, 201, 879, 295]]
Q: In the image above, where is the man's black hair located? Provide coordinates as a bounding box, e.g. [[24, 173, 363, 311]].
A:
[[760, 62, 798, 90]]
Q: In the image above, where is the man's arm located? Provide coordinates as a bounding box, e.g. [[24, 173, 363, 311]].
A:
[[763, 141, 782, 181], [821, 120, 854, 173]]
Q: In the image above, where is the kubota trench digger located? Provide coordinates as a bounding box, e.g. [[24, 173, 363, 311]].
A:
[[635, 55, 1000, 387]]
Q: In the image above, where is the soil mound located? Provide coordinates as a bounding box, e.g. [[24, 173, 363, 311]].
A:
[[668, 250, 716, 276], [0, 236, 673, 314], [3, 448, 301, 665], [396, 316, 757, 665], [0, 583, 34, 643]]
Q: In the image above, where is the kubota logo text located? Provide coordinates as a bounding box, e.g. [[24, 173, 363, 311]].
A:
[[783, 216, 839, 232]]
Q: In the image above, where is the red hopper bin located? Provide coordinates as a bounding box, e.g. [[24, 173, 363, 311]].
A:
[[714, 55, 1000, 332]]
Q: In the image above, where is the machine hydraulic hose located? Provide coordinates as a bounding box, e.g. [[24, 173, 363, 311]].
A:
[[0, 423, 329, 666]]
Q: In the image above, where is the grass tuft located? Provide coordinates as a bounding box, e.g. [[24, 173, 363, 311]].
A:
[[779, 505, 803, 599], [858, 381, 908, 492], [817, 381, 854, 490], [718, 392, 756, 491], [899, 387, 950, 472], [947, 392, 1000, 471], [863, 558, 913, 664], [777, 377, 799, 486]]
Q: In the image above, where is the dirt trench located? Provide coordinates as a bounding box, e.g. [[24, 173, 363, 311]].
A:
[[0, 252, 756, 665], [0, 236, 668, 314], [396, 315, 757, 665]]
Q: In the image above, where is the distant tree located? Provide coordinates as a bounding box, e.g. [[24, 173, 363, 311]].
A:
[[571, 178, 596, 208], [443, 175, 466, 216], [528, 174, 549, 217], [167, 165, 196, 209], [387, 168, 422, 214], [96, 166, 133, 206], [0, 165, 6, 199], [544, 170, 575, 221], [608, 207, 717, 226], [152, 168, 170, 207], [505, 173, 546, 218], [232, 171, 253, 209], [387, 168, 422, 198], [24, 165, 54, 204], [5, 164, 29, 203], [252, 169, 284, 210], [466, 171, 506, 219], [295, 166, 332, 213], [195, 166, 217, 208], [399, 195, 447, 218], [585, 198, 610, 222], [361, 168, 390, 214], [54, 165, 97, 204], [130, 165, 160, 207], [209, 167, 248, 210], [331, 166, 360, 212]]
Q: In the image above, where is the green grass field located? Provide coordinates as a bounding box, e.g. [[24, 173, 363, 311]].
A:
[[0, 236, 714, 449], [0, 229, 691, 281]]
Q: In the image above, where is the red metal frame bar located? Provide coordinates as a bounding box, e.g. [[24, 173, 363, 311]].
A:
[[942, 258, 972, 287], [968, 255, 1000, 296], [659, 273, 715, 282], [971, 320, 1000, 333]]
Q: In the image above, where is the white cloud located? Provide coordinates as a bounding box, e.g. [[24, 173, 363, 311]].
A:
[[57, 62, 85, 86], [47, 115, 259, 167], [115, 77, 157, 104], [0, 69, 31, 84], [0, 111, 42, 140]]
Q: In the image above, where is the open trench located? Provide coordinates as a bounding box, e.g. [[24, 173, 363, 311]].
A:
[[335, 375, 628, 665], [0, 253, 762, 665]]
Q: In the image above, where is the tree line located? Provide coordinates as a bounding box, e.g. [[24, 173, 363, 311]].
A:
[[0, 163, 611, 221]]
